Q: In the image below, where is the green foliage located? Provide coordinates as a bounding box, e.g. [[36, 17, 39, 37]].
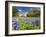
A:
[[20, 24, 40, 30]]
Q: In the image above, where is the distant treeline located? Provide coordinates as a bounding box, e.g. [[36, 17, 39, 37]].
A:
[[12, 7, 19, 17]]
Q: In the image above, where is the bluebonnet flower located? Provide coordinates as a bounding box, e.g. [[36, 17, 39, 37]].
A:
[[32, 20, 40, 26], [12, 20, 20, 30]]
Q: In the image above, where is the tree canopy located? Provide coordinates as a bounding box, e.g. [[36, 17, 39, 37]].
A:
[[12, 7, 19, 17], [27, 10, 40, 17]]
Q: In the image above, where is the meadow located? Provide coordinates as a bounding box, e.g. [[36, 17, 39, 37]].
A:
[[12, 17, 40, 30]]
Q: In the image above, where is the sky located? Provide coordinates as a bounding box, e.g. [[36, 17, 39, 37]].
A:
[[15, 6, 40, 16]]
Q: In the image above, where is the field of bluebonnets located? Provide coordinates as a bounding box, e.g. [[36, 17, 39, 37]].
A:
[[12, 6, 40, 30]]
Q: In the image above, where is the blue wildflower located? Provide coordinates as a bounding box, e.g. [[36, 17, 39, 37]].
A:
[[32, 20, 40, 26], [12, 20, 20, 30]]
